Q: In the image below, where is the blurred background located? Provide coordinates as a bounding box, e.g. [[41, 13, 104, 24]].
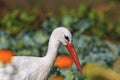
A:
[[0, 0, 120, 80]]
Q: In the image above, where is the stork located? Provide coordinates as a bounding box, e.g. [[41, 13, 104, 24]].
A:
[[1, 27, 83, 80]]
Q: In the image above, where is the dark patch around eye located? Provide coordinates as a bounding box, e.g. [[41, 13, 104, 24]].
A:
[[64, 35, 69, 41]]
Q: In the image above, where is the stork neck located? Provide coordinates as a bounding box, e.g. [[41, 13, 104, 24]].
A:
[[45, 35, 60, 63]]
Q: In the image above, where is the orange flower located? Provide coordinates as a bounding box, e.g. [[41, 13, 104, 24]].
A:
[[0, 49, 13, 64], [50, 76, 64, 80], [55, 55, 73, 69]]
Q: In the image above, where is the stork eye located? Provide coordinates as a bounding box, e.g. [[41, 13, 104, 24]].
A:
[[64, 35, 69, 41]]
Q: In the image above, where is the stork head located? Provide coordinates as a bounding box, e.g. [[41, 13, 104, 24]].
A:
[[52, 27, 83, 76], [52, 27, 72, 45]]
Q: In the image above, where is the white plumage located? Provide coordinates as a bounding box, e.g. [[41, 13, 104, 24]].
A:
[[0, 27, 83, 80]]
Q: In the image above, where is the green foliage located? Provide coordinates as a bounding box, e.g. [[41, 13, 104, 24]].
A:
[[77, 4, 87, 18], [58, 4, 120, 39], [114, 20, 120, 36], [0, 9, 37, 35]]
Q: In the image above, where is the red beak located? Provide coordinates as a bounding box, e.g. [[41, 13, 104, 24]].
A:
[[66, 43, 83, 76]]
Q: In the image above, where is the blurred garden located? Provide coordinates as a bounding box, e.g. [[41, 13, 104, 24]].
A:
[[0, 0, 120, 80]]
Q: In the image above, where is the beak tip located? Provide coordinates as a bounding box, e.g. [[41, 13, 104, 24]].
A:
[[66, 43, 84, 76]]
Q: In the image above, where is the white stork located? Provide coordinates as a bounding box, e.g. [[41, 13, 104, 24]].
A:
[[0, 27, 83, 80]]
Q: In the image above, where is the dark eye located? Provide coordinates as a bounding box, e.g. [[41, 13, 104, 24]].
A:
[[64, 35, 69, 41]]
